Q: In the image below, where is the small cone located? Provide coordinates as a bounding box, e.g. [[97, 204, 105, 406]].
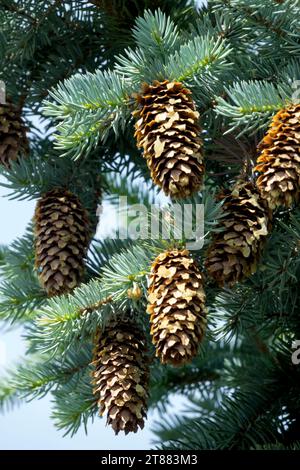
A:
[[147, 248, 206, 366], [205, 181, 272, 286], [133, 80, 204, 199], [34, 188, 91, 296], [0, 101, 28, 167], [92, 320, 149, 435], [255, 104, 300, 209], [127, 283, 143, 300]]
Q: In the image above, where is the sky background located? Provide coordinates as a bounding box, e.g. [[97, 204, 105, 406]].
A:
[[0, 179, 157, 450]]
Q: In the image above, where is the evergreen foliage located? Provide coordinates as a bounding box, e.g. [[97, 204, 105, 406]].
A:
[[1, 0, 300, 449]]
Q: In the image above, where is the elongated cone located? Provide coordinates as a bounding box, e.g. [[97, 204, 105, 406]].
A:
[[255, 104, 300, 209], [147, 248, 207, 366], [92, 320, 149, 435], [205, 181, 272, 286], [133, 80, 204, 199], [0, 101, 28, 167], [34, 188, 91, 296]]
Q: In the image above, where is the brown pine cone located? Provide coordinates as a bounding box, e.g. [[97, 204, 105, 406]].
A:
[[0, 101, 28, 167], [255, 104, 300, 209], [133, 80, 204, 199], [205, 181, 272, 286], [147, 248, 207, 366], [34, 188, 91, 296], [92, 320, 149, 435]]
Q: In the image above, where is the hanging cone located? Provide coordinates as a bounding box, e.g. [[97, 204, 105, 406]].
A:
[[127, 282, 143, 300], [133, 80, 204, 199], [205, 181, 272, 287], [92, 319, 149, 435], [255, 104, 300, 209], [0, 101, 28, 167], [34, 188, 91, 296], [147, 248, 206, 366]]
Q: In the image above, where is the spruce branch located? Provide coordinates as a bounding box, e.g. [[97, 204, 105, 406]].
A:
[[0, 382, 21, 413], [44, 70, 132, 118], [0, 347, 93, 415], [132, 9, 180, 60], [216, 0, 300, 42], [51, 369, 96, 436], [104, 172, 158, 207], [155, 349, 284, 450], [100, 244, 156, 300], [2, 0, 300, 448], [0, 0, 37, 24], [215, 80, 294, 134], [43, 10, 233, 158], [0, 276, 45, 323], [0, 226, 34, 279], [149, 341, 227, 410], [43, 70, 133, 158], [29, 280, 112, 356], [166, 35, 232, 84], [87, 238, 133, 278]]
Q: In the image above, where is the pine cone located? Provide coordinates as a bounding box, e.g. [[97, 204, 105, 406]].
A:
[[147, 248, 206, 366], [255, 104, 300, 209], [34, 188, 91, 296], [205, 181, 272, 287], [127, 283, 143, 300], [0, 102, 28, 167], [133, 80, 204, 199], [92, 320, 149, 435]]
